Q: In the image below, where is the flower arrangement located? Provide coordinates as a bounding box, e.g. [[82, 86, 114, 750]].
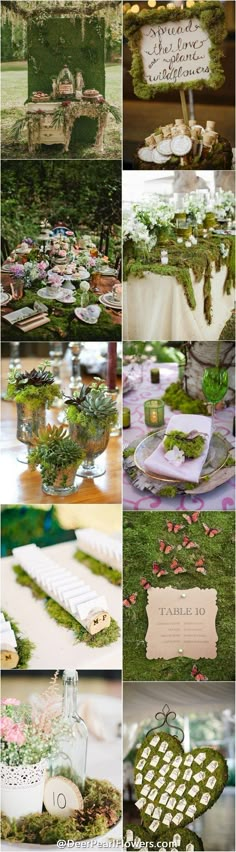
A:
[[64, 380, 117, 436], [133, 198, 175, 233], [8, 263, 25, 279], [23, 260, 48, 287], [183, 192, 208, 224], [28, 424, 85, 489], [123, 210, 156, 251], [1, 698, 56, 766], [213, 189, 235, 220], [6, 362, 61, 411]]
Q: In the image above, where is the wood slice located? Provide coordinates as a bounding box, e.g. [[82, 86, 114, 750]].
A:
[[1, 645, 19, 669], [87, 610, 111, 635], [44, 775, 84, 820]]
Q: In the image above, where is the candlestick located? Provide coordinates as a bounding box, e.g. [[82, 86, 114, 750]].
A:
[[107, 342, 117, 392], [68, 342, 82, 392]]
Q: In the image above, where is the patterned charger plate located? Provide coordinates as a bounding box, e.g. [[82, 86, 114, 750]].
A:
[[134, 429, 229, 483]]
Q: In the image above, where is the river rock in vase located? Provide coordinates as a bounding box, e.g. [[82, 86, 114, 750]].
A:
[[64, 380, 117, 478], [6, 362, 61, 464]]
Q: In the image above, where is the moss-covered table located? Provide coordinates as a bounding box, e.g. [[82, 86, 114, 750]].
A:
[[124, 235, 235, 342], [1, 276, 121, 341]]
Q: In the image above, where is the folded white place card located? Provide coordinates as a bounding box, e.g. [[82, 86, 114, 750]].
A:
[[12, 544, 110, 635], [146, 587, 218, 660], [75, 528, 122, 572]]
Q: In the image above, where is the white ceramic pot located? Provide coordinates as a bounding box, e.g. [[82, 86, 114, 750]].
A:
[[1, 759, 46, 819]]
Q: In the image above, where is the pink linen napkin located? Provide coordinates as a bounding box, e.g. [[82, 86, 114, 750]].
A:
[[143, 414, 212, 483]]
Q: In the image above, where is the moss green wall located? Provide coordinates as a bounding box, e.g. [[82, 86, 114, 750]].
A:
[[27, 16, 105, 146]]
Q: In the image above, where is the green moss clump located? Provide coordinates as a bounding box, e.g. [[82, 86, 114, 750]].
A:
[[164, 430, 205, 459], [162, 382, 208, 415], [224, 455, 235, 467], [0, 777, 121, 844], [74, 548, 121, 586], [2, 610, 35, 669], [13, 564, 120, 648], [123, 447, 135, 458], [158, 485, 178, 498], [123, 823, 204, 851]]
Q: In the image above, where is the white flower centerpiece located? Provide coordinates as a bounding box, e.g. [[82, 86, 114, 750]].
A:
[[1, 693, 59, 819]]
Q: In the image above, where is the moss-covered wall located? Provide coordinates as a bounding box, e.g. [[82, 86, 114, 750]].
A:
[[27, 15, 105, 146]]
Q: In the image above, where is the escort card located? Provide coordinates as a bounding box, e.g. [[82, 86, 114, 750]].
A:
[[140, 18, 211, 88], [146, 587, 217, 660]]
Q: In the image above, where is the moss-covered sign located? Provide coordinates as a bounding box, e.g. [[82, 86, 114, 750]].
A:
[[134, 730, 228, 836], [28, 15, 105, 144], [124, 1, 226, 98]]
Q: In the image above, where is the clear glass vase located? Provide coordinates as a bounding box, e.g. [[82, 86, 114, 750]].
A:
[[42, 464, 79, 496], [16, 402, 46, 464], [69, 421, 110, 478], [49, 671, 88, 797]]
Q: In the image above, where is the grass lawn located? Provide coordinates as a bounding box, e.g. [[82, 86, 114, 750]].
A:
[[1, 61, 121, 159], [123, 510, 235, 682]]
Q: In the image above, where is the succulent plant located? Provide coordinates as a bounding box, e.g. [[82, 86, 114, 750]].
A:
[[7, 362, 61, 411], [29, 425, 84, 488], [14, 367, 54, 389], [64, 380, 117, 425]]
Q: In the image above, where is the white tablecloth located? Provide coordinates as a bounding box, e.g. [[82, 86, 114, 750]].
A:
[[124, 264, 234, 341], [2, 541, 121, 670]]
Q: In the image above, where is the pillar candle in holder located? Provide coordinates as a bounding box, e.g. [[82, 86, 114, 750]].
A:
[[161, 250, 168, 265], [123, 407, 131, 428], [150, 368, 160, 384], [144, 399, 164, 428], [107, 342, 117, 392]]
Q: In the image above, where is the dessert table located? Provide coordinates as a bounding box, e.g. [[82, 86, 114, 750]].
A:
[[123, 263, 234, 342], [123, 362, 235, 511], [1, 358, 121, 505], [26, 99, 109, 154]]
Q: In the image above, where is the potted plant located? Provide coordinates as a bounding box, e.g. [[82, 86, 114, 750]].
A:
[[29, 424, 85, 496], [0, 697, 55, 820], [64, 380, 117, 478], [6, 362, 61, 464]]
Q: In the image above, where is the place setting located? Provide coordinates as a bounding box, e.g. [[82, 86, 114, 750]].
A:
[[123, 341, 235, 510]]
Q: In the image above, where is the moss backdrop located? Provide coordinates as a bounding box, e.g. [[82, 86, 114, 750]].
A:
[[123, 511, 235, 682], [28, 16, 105, 147]]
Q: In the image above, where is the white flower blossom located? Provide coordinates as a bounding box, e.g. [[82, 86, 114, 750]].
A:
[[165, 445, 185, 467]]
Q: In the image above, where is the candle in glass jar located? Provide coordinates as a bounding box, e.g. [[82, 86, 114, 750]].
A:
[[144, 399, 164, 428], [150, 368, 160, 384], [123, 407, 131, 428], [161, 250, 168, 265]]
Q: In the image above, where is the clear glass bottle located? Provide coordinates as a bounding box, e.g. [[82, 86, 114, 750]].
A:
[[57, 65, 74, 98], [50, 670, 88, 793]]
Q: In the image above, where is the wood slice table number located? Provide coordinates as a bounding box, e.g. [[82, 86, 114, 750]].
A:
[[1, 646, 19, 670], [44, 775, 84, 820]]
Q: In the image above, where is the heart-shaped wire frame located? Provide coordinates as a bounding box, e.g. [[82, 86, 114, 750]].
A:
[[146, 704, 184, 744]]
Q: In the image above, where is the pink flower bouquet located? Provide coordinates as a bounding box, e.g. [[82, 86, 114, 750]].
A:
[[1, 698, 57, 766]]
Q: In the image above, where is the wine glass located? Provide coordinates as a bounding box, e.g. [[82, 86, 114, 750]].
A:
[[202, 367, 228, 430]]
